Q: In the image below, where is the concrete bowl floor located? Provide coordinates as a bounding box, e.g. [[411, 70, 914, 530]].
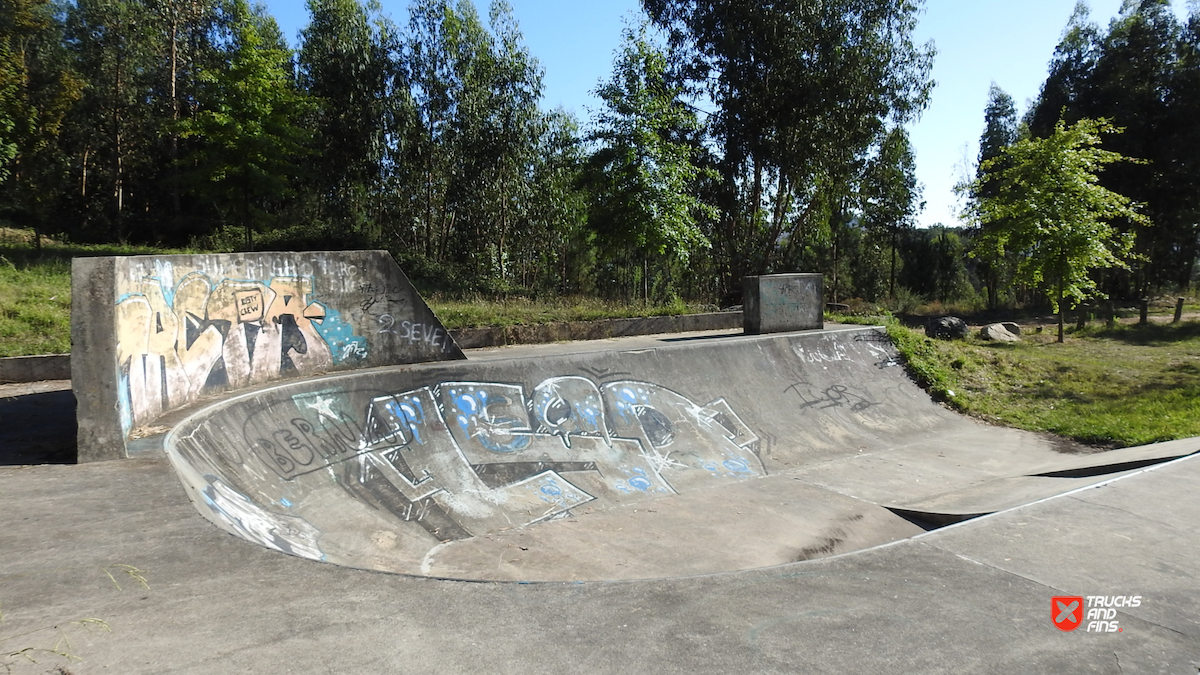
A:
[[155, 326, 1199, 582]]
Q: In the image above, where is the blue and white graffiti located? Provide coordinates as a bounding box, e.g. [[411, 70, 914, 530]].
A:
[[241, 376, 763, 543]]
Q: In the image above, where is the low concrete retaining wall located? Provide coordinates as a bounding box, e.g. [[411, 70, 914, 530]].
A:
[[449, 311, 743, 349], [0, 354, 71, 384]]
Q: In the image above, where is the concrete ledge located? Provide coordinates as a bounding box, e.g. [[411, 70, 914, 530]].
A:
[[449, 311, 743, 349], [0, 354, 71, 384]]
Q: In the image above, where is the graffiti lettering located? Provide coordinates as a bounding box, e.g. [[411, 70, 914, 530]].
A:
[[785, 382, 878, 411], [116, 268, 368, 433], [398, 321, 453, 353], [242, 375, 763, 543], [358, 282, 410, 316]]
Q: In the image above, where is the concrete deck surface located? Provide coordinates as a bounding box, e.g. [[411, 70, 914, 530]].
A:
[[2, 326, 1198, 673], [2, 451, 1197, 674]]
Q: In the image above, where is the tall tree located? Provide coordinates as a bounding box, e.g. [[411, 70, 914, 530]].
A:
[[177, 0, 311, 250], [1027, 1, 1102, 138], [1164, 1, 1200, 287], [860, 126, 921, 298], [150, 0, 221, 231], [964, 117, 1148, 342], [298, 0, 395, 239], [971, 83, 1019, 308], [65, 0, 159, 242], [0, 0, 83, 246], [1087, 0, 1180, 291], [642, 0, 935, 302], [584, 23, 712, 270]]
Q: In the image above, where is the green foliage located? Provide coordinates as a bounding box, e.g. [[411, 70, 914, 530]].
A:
[[886, 322, 960, 404], [887, 320, 1200, 447], [176, 0, 313, 250], [644, 0, 935, 301], [860, 127, 921, 297], [585, 22, 713, 264], [428, 294, 708, 329], [0, 228, 180, 356], [963, 117, 1147, 340], [0, 0, 83, 240], [1025, 0, 1200, 292]]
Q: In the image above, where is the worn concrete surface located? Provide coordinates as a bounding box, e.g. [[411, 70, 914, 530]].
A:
[[1, 452, 1197, 674], [2, 326, 1197, 672], [156, 325, 1196, 582]]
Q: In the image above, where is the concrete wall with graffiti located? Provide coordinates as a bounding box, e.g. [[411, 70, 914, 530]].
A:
[[166, 370, 763, 573], [73, 251, 464, 461]]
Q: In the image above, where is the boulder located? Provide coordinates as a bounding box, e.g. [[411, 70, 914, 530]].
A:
[[925, 316, 969, 340], [980, 323, 1021, 342], [1001, 321, 1022, 336]]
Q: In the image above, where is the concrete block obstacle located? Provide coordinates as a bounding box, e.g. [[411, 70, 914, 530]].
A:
[[741, 273, 824, 334], [72, 251, 464, 462]]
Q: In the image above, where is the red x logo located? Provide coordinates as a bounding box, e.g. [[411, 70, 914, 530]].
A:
[[1053, 596, 1084, 631]]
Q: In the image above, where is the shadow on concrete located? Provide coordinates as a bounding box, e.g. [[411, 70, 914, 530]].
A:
[[657, 331, 744, 343], [0, 388, 77, 465]]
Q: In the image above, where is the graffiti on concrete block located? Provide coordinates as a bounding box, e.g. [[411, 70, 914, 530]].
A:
[[205, 376, 763, 554], [116, 265, 367, 433]]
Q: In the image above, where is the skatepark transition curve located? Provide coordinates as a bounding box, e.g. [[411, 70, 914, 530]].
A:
[[163, 326, 1200, 582]]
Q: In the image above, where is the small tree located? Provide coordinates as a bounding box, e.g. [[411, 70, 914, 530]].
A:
[[963, 117, 1149, 342]]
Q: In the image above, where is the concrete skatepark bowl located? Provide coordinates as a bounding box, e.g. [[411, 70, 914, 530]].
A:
[[162, 325, 1198, 582]]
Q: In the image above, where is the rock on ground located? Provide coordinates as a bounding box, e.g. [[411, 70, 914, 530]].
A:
[[926, 316, 969, 340]]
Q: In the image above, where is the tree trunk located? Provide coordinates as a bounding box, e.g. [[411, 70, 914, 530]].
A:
[[1057, 282, 1065, 343], [889, 228, 897, 298]]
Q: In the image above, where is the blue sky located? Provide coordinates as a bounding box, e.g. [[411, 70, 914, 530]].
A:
[[264, 0, 1192, 229]]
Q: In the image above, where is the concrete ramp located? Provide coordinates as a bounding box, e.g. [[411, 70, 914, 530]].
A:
[[163, 326, 1195, 580]]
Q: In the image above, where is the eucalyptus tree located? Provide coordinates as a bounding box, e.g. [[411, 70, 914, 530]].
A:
[[642, 0, 934, 301], [970, 83, 1019, 308], [298, 0, 397, 240], [443, 0, 543, 279], [1087, 0, 1180, 291], [585, 24, 712, 273], [148, 0, 221, 227], [404, 0, 462, 260], [401, 0, 546, 283], [1026, 1, 1102, 138], [519, 108, 590, 293], [176, 0, 312, 250], [0, 0, 83, 247], [1027, 0, 1200, 293], [860, 127, 921, 298], [1165, 2, 1200, 287], [65, 0, 160, 242]]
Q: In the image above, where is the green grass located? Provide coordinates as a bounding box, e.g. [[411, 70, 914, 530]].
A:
[[0, 228, 715, 352], [3, 227, 1197, 451], [886, 319, 1200, 448], [0, 228, 180, 357]]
